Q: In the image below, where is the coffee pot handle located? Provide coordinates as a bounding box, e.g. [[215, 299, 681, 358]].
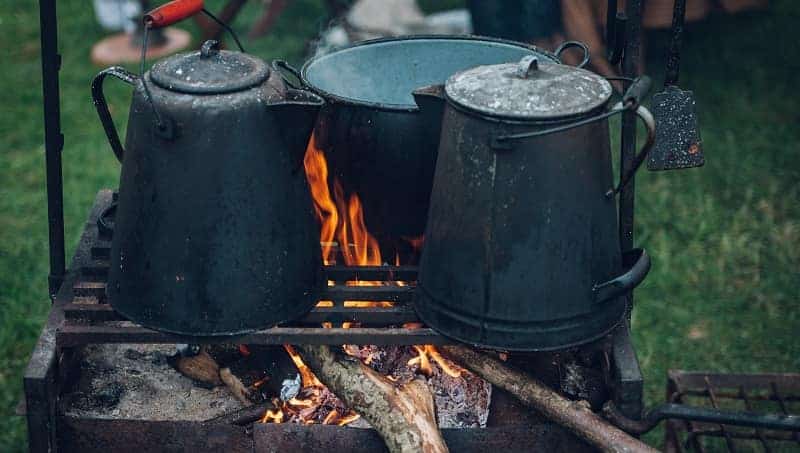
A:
[[592, 248, 651, 304], [604, 103, 656, 197], [91, 66, 137, 163]]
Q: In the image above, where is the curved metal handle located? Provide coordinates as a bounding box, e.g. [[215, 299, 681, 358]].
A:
[[593, 248, 650, 304], [554, 40, 590, 69], [604, 401, 800, 435], [605, 103, 656, 197], [97, 201, 117, 236], [272, 60, 306, 90], [491, 75, 652, 151], [91, 67, 137, 163]]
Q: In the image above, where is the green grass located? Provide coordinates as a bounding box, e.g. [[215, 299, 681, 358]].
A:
[[1, 1, 798, 451]]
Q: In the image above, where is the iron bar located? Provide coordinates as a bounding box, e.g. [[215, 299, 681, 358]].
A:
[[705, 376, 738, 452], [39, 0, 66, 299], [685, 428, 800, 443], [771, 382, 800, 444], [56, 325, 449, 348], [619, 0, 642, 254], [739, 386, 771, 452], [664, 371, 800, 452], [325, 265, 418, 281], [676, 390, 800, 402], [62, 302, 419, 325]]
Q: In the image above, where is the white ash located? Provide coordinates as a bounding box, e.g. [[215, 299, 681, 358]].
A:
[[62, 344, 243, 421]]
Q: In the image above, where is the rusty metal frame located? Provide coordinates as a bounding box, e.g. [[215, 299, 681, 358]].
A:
[[23, 190, 646, 452], [56, 190, 447, 347], [664, 371, 800, 452], [30, 0, 651, 447]]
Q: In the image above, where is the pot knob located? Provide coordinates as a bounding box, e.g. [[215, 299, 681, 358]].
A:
[[517, 56, 539, 79], [200, 40, 220, 58]]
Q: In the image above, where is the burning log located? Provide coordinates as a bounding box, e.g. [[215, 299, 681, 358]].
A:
[[440, 345, 658, 453], [297, 344, 448, 453], [169, 348, 222, 387]]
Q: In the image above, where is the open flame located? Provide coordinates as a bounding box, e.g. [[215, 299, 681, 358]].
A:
[[407, 345, 462, 378], [260, 345, 360, 426], [259, 137, 461, 426], [304, 136, 338, 265], [304, 136, 382, 267]]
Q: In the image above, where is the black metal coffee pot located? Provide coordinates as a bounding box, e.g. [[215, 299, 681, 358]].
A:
[[91, 40, 324, 336], [413, 56, 655, 351]]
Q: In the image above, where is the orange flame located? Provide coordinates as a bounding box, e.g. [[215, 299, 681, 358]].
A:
[[337, 412, 361, 425], [304, 136, 338, 265], [261, 345, 360, 426], [283, 344, 322, 388], [322, 409, 339, 425], [290, 136, 461, 427], [407, 345, 462, 378], [260, 407, 284, 423], [408, 345, 433, 376]]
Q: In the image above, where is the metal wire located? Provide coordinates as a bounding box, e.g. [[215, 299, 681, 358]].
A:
[[201, 8, 246, 53], [138, 22, 166, 130]]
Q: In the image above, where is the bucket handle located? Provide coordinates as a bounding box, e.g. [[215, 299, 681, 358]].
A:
[[91, 67, 138, 162], [554, 40, 591, 68], [592, 248, 651, 304], [490, 76, 656, 197]]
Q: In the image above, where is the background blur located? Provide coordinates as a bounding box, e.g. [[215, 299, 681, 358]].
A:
[[1, 0, 798, 450]]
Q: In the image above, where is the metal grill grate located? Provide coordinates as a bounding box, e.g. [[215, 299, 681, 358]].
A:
[[56, 192, 450, 347], [665, 371, 800, 453]]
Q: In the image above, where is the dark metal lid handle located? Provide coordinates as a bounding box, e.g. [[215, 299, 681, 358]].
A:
[[593, 248, 651, 304], [200, 39, 220, 58], [517, 56, 539, 78], [91, 67, 138, 163], [554, 40, 591, 69]]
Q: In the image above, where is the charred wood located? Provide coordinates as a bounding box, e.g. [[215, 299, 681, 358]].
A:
[[297, 344, 448, 453], [441, 345, 658, 453]]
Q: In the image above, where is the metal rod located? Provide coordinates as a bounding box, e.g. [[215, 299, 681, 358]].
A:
[[739, 386, 772, 452], [705, 376, 738, 452], [201, 8, 246, 52], [620, 0, 642, 324], [771, 382, 800, 444], [605, 401, 800, 434], [39, 0, 66, 299], [620, 0, 641, 255], [56, 325, 450, 348]]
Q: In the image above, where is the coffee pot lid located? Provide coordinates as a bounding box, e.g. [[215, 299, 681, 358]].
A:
[[444, 56, 612, 120], [150, 40, 270, 94]]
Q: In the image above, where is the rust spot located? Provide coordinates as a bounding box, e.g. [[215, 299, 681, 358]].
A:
[[688, 143, 700, 154]]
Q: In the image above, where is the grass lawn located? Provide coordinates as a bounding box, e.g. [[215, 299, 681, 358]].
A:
[[1, 0, 798, 450]]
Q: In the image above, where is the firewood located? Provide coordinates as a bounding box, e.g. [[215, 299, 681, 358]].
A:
[[440, 345, 658, 453], [170, 349, 223, 387], [297, 345, 448, 453], [220, 367, 254, 407]]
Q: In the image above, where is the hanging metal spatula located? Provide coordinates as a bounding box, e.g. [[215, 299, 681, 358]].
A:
[[647, 0, 704, 171]]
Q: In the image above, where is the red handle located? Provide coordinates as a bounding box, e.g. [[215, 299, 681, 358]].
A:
[[144, 0, 204, 28]]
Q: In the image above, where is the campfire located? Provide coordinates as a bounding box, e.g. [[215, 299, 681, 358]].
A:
[[256, 137, 470, 427]]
